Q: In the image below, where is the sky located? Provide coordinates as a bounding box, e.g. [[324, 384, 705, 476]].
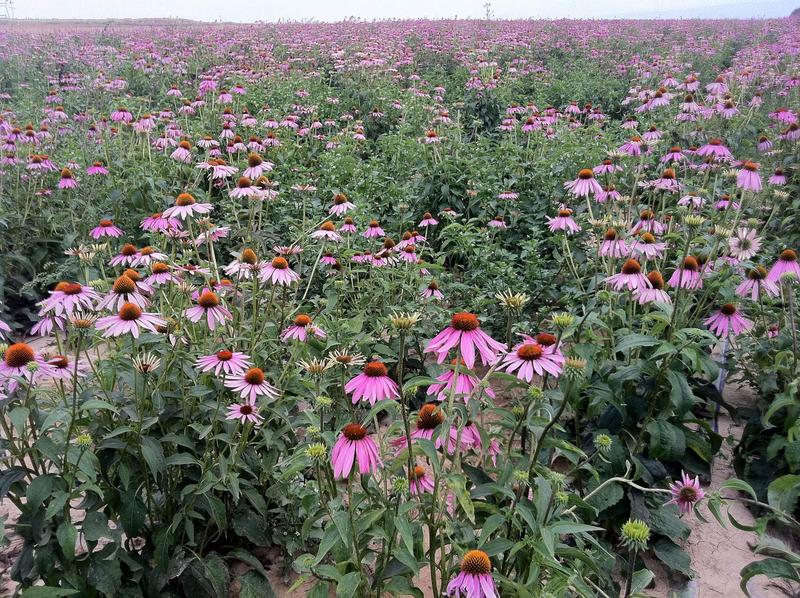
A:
[[11, 0, 797, 22]]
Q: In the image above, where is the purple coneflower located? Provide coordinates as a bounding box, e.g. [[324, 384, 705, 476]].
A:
[[346, 361, 399, 406], [95, 303, 164, 338], [311, 221, 342, 242], [329, 192, 355, 216], [605, 259, 651, 292], [259, 256, 300, 286], [546, 206, 581, 235], [666, 471, 705, 515], [767, 249, 800, 282], [633, 271, 671, 305], [736, 267, 779, 300], [446, 550, 498, 598], [769, 168, 787, 186], [425, 312, 505, 369], [40, 281, 99, 316], [422, 280, 444, 301], [332, 423, 381, 479], [736, 161, 762, 192], [426, 358, 495, 402], [196, 349, 251, 376], [564, 168, 603, 197], [696, 138, 732, 161], [705, 303, 753, 337], [90, 219, 123, 239], [362, 219, 385, 238], [226, 398, 263, 424], [162, 193, 213, 220], [225, 367, 279, 401], [499, 337, 564, 381], [0, 343, 56, 391], [419, 212, 439, 227], [281, 314, 326, 342], [668, 256, 703, 290], [339, 217, 357, 234], [728, 228, 761, 261], [409, 466, 435, 495], [141, 212, 182, 232], [630, 232, 666, 260], [599, 229, 629, 258], [86, 161, 109, 176], [58, 168, 78, 189], [184, 290, 231, 330]]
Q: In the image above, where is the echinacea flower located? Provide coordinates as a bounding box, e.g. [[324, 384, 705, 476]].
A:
[[598, 229, 629, 258], [97, 275, 149, 311], [184, 290, 232, 330], [39, 281, 99, 316], [425, 312, 505, 370], [767, 249, 800, 282], [58, 168, 78, 189], [362, 219, 385, 238], [422, 280, 444, 300], [546, 206, 581, 234], [499, 337, 564, 381], [426, 358, 495, 402], [408, 465, 434, 495], [736, 161, 762, 192], [226, 397, 263, 424], [705, 303, 753, 337], [446, 550, 498, 598], [605, 259, 651, 292], [162, 193, 213, 220], [0, 342, 56, 392], [629, 232, 666, 260], [195, 349, 252, 376], [90, 219, 123, 239], [329, 192, 355, 216], [281, 314, 326, 342], [225, 367, 279, 401], [665, 471, 705, 515], [565, 169, 603, 198], [47, 354, 89, 381], [259, 256, 300, 286], [633, 271, 671, 305], [331, 423, 380, 479], [141, 212, 182, 232], [345, 360, 399, 406], [668, 256, 703, 290], [311, 221, 342, 242], [419, 212, 439, 227], [736, 267, 779, 300], [95, 303, 165, 338], [728, 228, 761, 261]]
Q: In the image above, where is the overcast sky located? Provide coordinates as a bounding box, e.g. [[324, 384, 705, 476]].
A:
[[12, 0, 797, 22]]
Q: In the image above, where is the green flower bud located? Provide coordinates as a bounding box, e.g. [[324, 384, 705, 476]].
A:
[[621, 519, 650, 550], [305, 442, 327, 462], [594, 434, 613, 454], [76, 433, 93, 447]]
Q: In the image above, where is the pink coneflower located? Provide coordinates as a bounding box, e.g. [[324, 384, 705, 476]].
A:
[[363, 219, 385, 238], [58, 168, 78, 189], [422, 280, 444, 301], [329, 192, 355, 216], [546, 206, 581, 235], [678, 193, 705, 209], [281, 314, 326, 342], [311, 221, 343, 242], [331, 423, 381, 479], [728, 228, 761, 261], [630, 232, 666, 260], [40, 281, 99, 316], [487, 216, 507, 229], [225, 367, 279, 401], [339, 217, 357, 234], [564, 168, 603, 197], [392, 404, 447, 450], [497, 190, 519, 200], [259, 256, 300, 286], [767, 249, 800, 282], [440, 420, 482, 454], [224, 248, 262, 280], [47, 354, 89, 382], [97, 275, 149, 311], [769, 168, 787, 186], [736, 161, 762, 192], [0, 342, 56, 391], [419, 212, 439, 227], [631, 210, 665, 235], [320, 251, 337, 266], [599, 229, 630, 258], [705, 303, 753, 337], [425, 312, 505, 369], [757, 135, 773, 153], [141, 212, 182, 233], [666, 471, 706, 515], [196, 349, 252, 376], [696, 138, 732, 161], [243, 152, 271, 179], [90, 219, 123, 239], [668, 256, 703, 290], [346, 361, 399, 406], [426, 358, 495, 402], [593, 159, 622, 175], [634, 271, 671, 305], [170, 140, 193, 163], [736, 267, 779, 300], [399, 245, 420, 263], [661, 146, 685, 163], [86, 161, 109, 175], [131, 247, 168, 268], [618, 136, 644, 156], [30, 315, 65, 337], [446, 550, 498, 598], [96, 303, 165, 338], [605, 259, 651, 292], [226, 397, 263, 424], [162, 193, 213, 220], [408, 465, 434, 495], [500, 337, 564, 382], [230, 176, 257, 199], [184, 290, 231, 330]]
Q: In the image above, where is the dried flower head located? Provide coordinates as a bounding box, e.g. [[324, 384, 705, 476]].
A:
[[495, 289, 530, 311]]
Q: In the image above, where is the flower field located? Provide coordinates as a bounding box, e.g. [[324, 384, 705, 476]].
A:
[[1, 16, 800, 597]]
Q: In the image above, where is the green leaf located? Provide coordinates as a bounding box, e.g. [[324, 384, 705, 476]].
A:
[[139, 436, 165, 476], [586, 481, 623, 512], [449, 474, 475, 523], [478, 513, 505, 545], [631, 568, 655, 594], [335, 572, 361, 598], [720, 478, 758, 501], [393, 545, 420, 575], [395, 516, 414, 555], [87, 558, 122, 596], [21, 589, 80, 598], [312, 525, 341, 566], [615, 334, 660, 354], [653, 538, 692, 577], [739, 558, 800, 595], [767, 475, 800, 514], [82, 511, 109, 542], [57, 521, 77, 560], [548, 522, 603, 535], [646, 420, 686, 461], [239, 571, 277, 598]]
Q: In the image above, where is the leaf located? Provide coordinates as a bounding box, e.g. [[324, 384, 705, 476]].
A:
[[21, 589, 80, 598], [615, 334, 660, 354], [393, 545, 420, 575], [88, 558, 123, 596], [395, 516, 414, 555], [232, 507, 270, 546], [239, 571, 277, 598], [57, 521, 77, 560], [586, 481, 623, 513], [312, 525, 340, 566], [767, 475, 800, 514], [653, 538, 692, 577], [82, 511, 109, 542], [666, 370, 695, 413], [720, 478, 758, 501], [0, 467, 27, 499], [26, 474, 53, 508], [739, 558, 800, 595], [646, 420, 686, 461], [335, 572, 361, 598], [449, 474, 475, 523], [140, 436, 165, 476], [631, 568, 655, 594], [548, 522, 603, 535]]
